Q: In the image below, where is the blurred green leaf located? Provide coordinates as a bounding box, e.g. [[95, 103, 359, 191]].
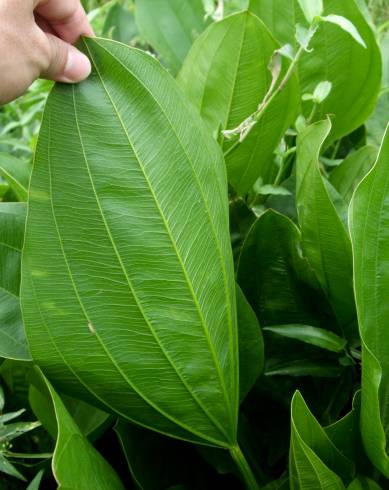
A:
[[312, 80, 332, 103], [0, 203, 30, 360], [0, 153, 30, 201], [347, 477, 382, 490], [0, 453, 26, 481], [135, 0, 208, 74], [263, 325, 346, 353], [266, 360, 341, 378], [236, 285, 264, 401], [102, 1, 138, 44], [296, 0, 323, 22], [329, 145, 377, 203]]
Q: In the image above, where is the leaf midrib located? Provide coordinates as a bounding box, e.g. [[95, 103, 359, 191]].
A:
[[87, 38, 238, 429]]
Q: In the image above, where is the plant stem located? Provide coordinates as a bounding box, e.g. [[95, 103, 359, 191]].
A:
[[223, 43, 306, 158], [229, 444, 260, 490]]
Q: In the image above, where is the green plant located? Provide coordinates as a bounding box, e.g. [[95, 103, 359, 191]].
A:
[[1, 0, 389, 488]]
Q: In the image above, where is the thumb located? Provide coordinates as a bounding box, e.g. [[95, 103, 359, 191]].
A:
[[42, 33, 92, 83]]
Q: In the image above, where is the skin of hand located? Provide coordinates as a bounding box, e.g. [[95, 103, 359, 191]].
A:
[[0, 0, 94, 104]]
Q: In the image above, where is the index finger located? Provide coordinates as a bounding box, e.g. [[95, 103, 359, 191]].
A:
[[34, 0, 94, 44]]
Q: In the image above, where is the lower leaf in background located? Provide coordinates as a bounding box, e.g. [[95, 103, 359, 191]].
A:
[[135, 0, 209, 74], [32, 367, 124, 489], [237, 209, 322, 327], [0, 153, 30, 202], [350, 124, 389, 477], [0, 203, 30, 361], [236, 285, 264, 401], [29, 382, 111, 443], [289, 391, 355, 489]]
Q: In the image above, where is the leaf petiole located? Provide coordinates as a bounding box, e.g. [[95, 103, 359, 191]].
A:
[[229, 444, 260, 490]]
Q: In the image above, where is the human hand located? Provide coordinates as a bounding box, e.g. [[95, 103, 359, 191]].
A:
[[0, 0, 94, 104]]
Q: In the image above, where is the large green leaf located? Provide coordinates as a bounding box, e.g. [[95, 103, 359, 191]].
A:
[[21, 38, 238, 448], [250, 0, 382, 143], [37, 369, 124, 490], [0, 203, 30, 361], [289, 391, 354, 489], [349, 124, 389, 476], [135, 0, 208, 74], [178, 11, 299, 195], [296, 120, 356, 338]]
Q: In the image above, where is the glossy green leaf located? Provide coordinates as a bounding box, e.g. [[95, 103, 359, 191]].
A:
[[236, 285, 264, 400], [329, 145, 377, 203], [250, 0, 382, 142], [0, 153, 30, 201], [238, 208, 322, 327], [37, 368, 124, 490], [21, 38, 238, 448], [0, 203, 31, 361], [350, 124, 389, 477], [135, 0, 208, 74], [289, 391, 354, 489], [178, 11, 299, 194], [296, 120, 356, 338], [263, 325, 346, 353]]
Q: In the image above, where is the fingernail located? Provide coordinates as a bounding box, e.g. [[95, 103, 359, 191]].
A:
[[62, 46, 92, 83]]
